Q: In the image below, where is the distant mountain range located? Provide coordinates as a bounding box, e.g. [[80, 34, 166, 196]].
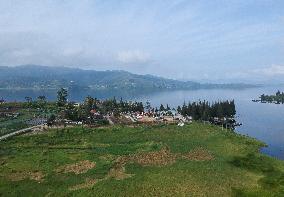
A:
[[0, 65, 258, 90]]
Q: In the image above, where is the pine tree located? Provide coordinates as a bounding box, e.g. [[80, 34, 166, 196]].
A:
[[57, 88, 68, 107], [177, 106, 181, 113], [160, 104, 165, 111]]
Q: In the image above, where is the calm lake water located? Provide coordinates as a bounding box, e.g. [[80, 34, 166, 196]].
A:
[[1, 87, 284, 160]]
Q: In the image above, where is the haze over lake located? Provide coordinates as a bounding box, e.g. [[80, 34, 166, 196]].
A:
[[1, 86, 284, 159]]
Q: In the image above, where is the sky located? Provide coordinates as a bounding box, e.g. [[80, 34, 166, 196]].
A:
[[0, 0, 284, 83]]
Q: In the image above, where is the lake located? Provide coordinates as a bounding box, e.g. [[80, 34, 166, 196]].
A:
[[1, 87, 284, 160]]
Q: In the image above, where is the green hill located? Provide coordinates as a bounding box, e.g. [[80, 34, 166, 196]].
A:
[[0, 65, 257, 90]]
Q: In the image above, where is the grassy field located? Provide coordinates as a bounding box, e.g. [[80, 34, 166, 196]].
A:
[[0, 123, 284, 196]]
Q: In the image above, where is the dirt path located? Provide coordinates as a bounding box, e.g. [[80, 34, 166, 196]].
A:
[[0, 124, 45, 141]]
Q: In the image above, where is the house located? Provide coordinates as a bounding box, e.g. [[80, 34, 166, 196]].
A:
[[174, 114, 183, 120], [73, 102, 81, 107], [26, 118, 47, 126], [163, 116, 174, 122], [90, 109, 100, 116], [64, 120, 83, 125], [0, 98, 5, 104]]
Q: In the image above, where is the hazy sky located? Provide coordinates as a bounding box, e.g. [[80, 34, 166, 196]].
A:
[[1, 0, 284, 83]]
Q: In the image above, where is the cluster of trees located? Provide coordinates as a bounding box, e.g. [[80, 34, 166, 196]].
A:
[[54, 89, 145, 123], [260, 90, 284, 104], [144, 101, 172, 114], [24, 95, 47, 108], [176, 100, 236, 121], [23, 88, 145, 125], [98, 97, 144, 115]]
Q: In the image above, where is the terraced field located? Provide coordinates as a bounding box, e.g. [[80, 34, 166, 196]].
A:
[[0, 123, 284, 196]]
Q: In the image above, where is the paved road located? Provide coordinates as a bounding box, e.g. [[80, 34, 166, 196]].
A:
[[0, 124, 44, 141]]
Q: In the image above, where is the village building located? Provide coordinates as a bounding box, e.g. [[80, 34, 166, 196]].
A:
[[73, 102, 81, 107], [26, 118, 48, 126]]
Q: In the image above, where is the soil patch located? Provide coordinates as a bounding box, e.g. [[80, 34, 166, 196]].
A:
[[56, 160, 96, 174], [107, 165, 133, 180], [182, 148, 214, 161], [105, 147, 213, 181], [106, 156, 133, 180], [139, 116, 156, 122], [69, 178, 97, 191], [132, 147, 176, 166], [105, 147, 175, 180], [7, 171, 44, 182], [99, 154, 116, 162]]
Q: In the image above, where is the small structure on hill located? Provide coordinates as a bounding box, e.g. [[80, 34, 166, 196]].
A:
[[73, 102, 81, 107], [26, 118, 47, 126], [0, 98, 5, 104], [90, 109, 100, 116]]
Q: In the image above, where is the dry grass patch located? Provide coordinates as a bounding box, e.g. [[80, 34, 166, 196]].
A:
[[69, 178, 97, 191], [104, 146, 214, 181], [94, 143, 110, 148], [99, 154, 116, 162], [7, 171, 44, 182], [56, 160, 96, 174], [139, 116, 156, 122], [106, 156, 134, 180], [132, 147, 176, 166], [105, 147, 176, 181], [107, 165, 133, 180], [182, 148, 214, 161]]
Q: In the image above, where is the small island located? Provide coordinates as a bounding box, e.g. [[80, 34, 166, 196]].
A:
[[253, 90, 284, 104]]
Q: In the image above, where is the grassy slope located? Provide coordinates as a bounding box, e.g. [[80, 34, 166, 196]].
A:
[[0, 123, 284, 196]]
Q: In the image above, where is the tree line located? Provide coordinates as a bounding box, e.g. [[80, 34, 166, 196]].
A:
[[176, 100, 236, 121], [259, 90, 284, 104]]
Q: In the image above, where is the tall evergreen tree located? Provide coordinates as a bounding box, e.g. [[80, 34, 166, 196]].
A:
[[160, 104, 165, 111], [57, 88, 68, 107]]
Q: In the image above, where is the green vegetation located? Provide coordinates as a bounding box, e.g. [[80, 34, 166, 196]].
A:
[[258, 90, 284, 104], [1, 123, 283, 196], [177, 100, 236, 120], [57, 88, 68, 107]]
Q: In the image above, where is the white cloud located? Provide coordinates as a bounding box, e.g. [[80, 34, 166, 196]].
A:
[[0, 1, 283, 82], [62, 48, 84, 56], [218, 65, 284, 83], [9, 48, 33, 58], [251, 65, 284, 76], [117, 50, 151, 65]]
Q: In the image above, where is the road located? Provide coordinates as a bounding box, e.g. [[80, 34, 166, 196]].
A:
[[0, 124, 44, 141]]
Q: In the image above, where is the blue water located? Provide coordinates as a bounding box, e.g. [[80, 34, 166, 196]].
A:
[[136, 88, 284, 160], [1, 87, 284, 160]]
